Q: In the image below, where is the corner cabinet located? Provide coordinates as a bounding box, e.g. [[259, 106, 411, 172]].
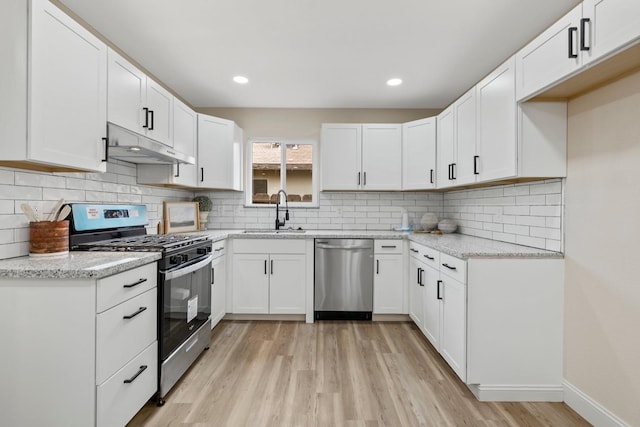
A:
[[321, 123, 402, 191], [402, 118, 437, 190], [0, 0, 108, 173], [137, 97, 198, 187], [0, 262, 158, 427], [408, 240, 565, 401], [197, 114, 244, 190], [231, 239, 306, 314], [107, 48, 173, 147]]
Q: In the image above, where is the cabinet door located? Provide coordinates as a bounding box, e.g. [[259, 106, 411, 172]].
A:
[[421, 265, 441, 349], [211, 255, 226, 328], [476, 57, 517, 183], [362, 124, 402, 190], [30, 0, 107, 172], [436, 105, 456, 189], [321, 124, 361, 190], [374, 255, 405, 314], [402, 117, 436, 190], [197, 114, 234, 189], [232, 254, 269, 313], [107, 48, 146, 134], [583, 0, 640, 64], [172, 98, 197, 187], [269, 254, 306, 314], [515, 5, 583, 101], [408, 257, 424, 329], [440, 276, 467, 382], [454, 88, 478, 186], [146, 79, 173, 147]]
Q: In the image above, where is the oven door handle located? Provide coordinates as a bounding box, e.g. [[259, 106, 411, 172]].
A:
[[161, 255, 213, 281]]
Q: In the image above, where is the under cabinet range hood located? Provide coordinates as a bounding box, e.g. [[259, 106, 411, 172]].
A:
[[107, 123, 195, 165]]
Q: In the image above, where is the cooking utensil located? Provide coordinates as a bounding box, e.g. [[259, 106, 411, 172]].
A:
[[56, 205, 71, 221], [48, 198, 65, 221], [20, 203, 38, 222]]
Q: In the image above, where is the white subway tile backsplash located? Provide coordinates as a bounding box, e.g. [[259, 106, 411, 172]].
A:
[[0, 169, 14, 185]]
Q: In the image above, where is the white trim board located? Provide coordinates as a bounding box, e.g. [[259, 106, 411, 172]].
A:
[[467, 384, 564, 402], [563, 381, 630, 427]]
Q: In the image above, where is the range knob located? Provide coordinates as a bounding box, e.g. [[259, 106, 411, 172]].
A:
[[197, 247, 209, 255], [169, 255, 180, 265]]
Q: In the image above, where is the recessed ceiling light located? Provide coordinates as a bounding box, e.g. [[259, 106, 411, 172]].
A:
[[233, 76, 249, 84], [386, 78, 403, 86]]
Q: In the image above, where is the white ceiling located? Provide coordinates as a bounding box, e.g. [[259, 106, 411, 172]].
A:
[[60, 0, 581, 109]]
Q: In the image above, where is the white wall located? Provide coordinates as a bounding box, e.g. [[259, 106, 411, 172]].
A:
[[564, 70, 640, 426]]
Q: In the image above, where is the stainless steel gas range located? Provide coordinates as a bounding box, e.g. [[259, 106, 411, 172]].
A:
[[67, 203, 212, 405]]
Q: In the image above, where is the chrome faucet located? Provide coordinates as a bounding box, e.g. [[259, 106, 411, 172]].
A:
[[275, 189, 289, 230]]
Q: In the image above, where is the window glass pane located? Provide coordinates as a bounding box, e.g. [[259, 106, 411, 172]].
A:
[[285, 143, 313, 203], [252, 142, 281, 204]]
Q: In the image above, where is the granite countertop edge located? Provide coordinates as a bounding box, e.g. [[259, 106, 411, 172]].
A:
[[0, 252, 161, 280]]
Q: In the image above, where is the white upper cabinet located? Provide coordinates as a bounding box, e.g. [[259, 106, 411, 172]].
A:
[[453, 88, 478, 186], [515, 5, 584, 101], [476, 57, 517, 182], [402, 117, 437, 190], [197, 114, 243, 190], [516, 0, 640, 101], [321, 123, 402, 191], [0, 0, 107, 172], [582, 0, 640, 64], [137, 97, 197, 187], [107, 48, 173, 147], [321, 124, 362, 191], [436, 106, 456, 189]]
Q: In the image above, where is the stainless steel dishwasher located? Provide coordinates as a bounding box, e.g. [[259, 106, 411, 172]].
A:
[[314, 238, 374, 320]]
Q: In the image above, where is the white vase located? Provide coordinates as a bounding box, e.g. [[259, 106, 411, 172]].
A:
[[199, 211, 209, 230]]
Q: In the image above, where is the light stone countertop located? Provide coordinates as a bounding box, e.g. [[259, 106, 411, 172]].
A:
[[195, 229, 562, 259], [0, 229, 561, 280], [0, 251, 161, 280]]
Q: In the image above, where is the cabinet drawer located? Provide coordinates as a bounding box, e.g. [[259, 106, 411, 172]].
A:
[[233, 238, 306, 254], [408, 242, 423, 259], [375, 239, 403, 254], [96, 288, 157, 384], [96, 341, 158, 427], [211, 239, 226, 259], [419, 246, 440, 270], [97, 262, 157, 313], [439, 253, 467, 283]]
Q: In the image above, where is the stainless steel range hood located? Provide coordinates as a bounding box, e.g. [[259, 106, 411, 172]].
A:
[[107, 123, 195, 165]]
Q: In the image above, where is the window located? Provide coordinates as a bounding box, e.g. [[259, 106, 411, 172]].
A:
[[246, 138, 318, 206]]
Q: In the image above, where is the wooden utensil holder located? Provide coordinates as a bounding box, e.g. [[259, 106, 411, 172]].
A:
[[29, 220, 69, 256]]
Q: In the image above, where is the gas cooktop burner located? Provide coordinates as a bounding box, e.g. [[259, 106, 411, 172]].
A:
[[78, 234, 208, 252]]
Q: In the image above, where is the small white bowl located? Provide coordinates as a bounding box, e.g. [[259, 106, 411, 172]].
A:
[[420, 213, 438, 231], [438, 219, 457, 234]]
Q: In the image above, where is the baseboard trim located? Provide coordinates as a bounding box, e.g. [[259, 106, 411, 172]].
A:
[[467, 384, 564, 402], [223, 313, 305, 322], [563, 380, 629, 427]]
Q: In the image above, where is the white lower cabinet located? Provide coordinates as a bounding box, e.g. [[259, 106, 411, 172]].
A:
[[408, 241, 564, 400], [231, 239, 306, 314], [0, 261, 158, 427], [211, 240, 227, 329], [373, 240, 405, 314]]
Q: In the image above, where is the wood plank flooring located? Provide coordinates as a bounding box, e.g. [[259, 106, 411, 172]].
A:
[[128, 321, 589, 427]]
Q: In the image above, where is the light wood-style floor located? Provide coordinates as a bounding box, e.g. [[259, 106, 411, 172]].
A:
[[128, 321, 589, 427]]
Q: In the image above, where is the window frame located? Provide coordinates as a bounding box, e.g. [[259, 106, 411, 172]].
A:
[[245, 137, 319, 207]]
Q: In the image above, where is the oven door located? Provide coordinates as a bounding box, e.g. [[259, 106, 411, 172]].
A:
[[159, 254, 212, 361]]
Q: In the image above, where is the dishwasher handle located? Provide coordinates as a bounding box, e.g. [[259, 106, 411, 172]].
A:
[[316, 243, 372, 250]]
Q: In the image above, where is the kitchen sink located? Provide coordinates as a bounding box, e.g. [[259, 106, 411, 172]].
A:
[[242, 229, 306, 234]]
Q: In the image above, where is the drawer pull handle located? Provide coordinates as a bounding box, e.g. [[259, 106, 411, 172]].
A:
[[410, 248, 418, 253], [423, 254, 434, 260], [376, 259, 380, 274], [123, 278, 147, 289], [442, 263, 457, 271], [123, 365, 148, 384], [123, 306, 147, 320], [214, 247, 224, 252], [381, 245, 397, 249], [437, 280, 443, 300]]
